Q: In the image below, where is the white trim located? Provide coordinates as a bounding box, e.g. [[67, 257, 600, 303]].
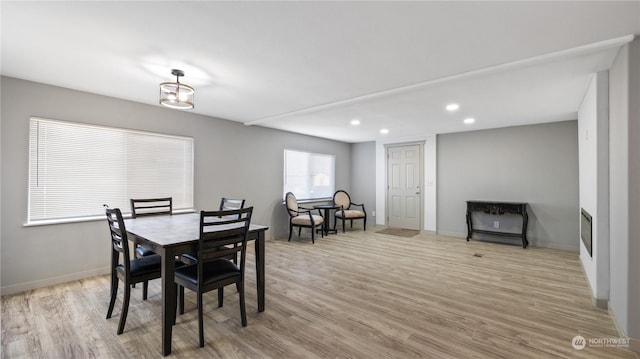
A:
[[0, 267, 110, 296], [23, 208, 196, 227]]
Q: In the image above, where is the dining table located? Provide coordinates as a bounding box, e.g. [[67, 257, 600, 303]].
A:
[[124, 212, 268, 356]]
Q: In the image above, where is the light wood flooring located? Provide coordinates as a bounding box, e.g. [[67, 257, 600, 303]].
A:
[[2, 226, 638, 358]]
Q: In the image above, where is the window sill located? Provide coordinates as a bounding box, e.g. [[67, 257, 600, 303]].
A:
[[23, 209, 196, 227], [282, 198, 332, 205]]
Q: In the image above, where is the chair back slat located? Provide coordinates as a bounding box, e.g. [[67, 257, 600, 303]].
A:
[[130, 197, 172, 218], [105, 206, 131, 271], [200, 245, 241, 262]]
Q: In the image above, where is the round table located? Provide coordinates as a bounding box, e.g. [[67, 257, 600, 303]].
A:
[[313, 204, 340, 235]]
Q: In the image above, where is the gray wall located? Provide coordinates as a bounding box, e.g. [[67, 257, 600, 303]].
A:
[[350, 141, 376, 223], [0, 76, 351, 294], [436, 121, 579, 250], [609, 38, 640, 344]]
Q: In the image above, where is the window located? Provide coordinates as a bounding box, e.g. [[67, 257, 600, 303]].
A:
[[283, 149, 335, 201], [28, 117, 194, 224]]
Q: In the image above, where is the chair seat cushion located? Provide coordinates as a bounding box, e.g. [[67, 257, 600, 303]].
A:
[[135, 246, 156, 257], [291, 214, 324, 226], [335, 210, 365, 219], [117, 254, 162, 277], [175, 259, 240, 286]]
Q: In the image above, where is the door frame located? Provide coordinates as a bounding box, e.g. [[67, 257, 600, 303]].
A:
[[384, 141, 425, 230]]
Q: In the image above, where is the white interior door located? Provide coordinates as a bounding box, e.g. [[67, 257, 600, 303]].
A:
[[387, 144, 422, 230]]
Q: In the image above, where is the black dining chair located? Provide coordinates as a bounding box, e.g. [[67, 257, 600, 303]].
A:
[[175, 207, 253, 348], [104, 206, 183, 335], [130, 197, 173, 257], [181, 197, 246, 265], [129, 197, 172, 296]]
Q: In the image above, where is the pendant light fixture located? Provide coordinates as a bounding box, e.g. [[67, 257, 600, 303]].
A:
[[159, 69, 195, 110]]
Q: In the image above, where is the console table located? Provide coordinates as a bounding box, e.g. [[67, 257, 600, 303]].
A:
[[466, 201, 529, 248]]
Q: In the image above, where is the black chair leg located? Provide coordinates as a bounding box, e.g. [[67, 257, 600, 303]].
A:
[[198, 292, 204, 347], [239, 282, 247, 327], [298, 227, 301, 237], [218, 287, 224, 307], [311, 227, 315, 244], [106, 273, 118, 319], [117, 283, 131, 335], [342, 218, 346, 233], [288, 224, 293, 241], [364, 218, 366, 231], [142, 281, 149, 300], [179, 285, 185, 315]]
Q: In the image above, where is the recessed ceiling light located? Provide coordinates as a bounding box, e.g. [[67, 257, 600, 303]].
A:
[[380, 128, 389, 134], [350, 119, 360, 126], [446, 103, 460, 112], [464, 117, 475, 124]]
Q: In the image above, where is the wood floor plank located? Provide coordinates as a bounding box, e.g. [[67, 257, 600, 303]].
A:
[[2, 227, 637, 358]]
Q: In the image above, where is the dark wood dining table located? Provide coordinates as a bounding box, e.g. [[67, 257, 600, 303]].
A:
[[124, 212, 268, 356]]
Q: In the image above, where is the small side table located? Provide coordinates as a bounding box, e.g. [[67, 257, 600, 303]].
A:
[[313, 204, 339, 235]]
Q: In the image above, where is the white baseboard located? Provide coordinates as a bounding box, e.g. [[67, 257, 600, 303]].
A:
[[435, 231, 579, 251], [577, 260, 608, 310], [1, 266, 110, 296]]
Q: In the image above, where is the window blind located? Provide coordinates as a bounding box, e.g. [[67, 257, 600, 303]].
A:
[[283, 149, 335, 201], [28, 118, 194, 224]]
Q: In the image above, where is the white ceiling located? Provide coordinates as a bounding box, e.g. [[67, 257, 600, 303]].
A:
[[2, 1, 639, 143]]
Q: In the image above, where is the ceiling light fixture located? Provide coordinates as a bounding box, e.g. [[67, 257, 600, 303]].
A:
[[464, 117, 475, 124], [380, 128, 389, 134], [160, 69, 195, 110], [446, 103, 460, 111], [350, 119, 361, 126]]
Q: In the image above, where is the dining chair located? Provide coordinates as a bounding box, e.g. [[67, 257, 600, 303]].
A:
[[130, 197, 173, 257], [130, 197, 172, 296], [181, 197, 246, 265], [104, 206, 181, 335], [175, 207, 253, 348], [332, 190, 367, 232], [285, 192, 324, 243]]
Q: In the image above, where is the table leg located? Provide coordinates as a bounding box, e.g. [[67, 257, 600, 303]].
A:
[[466, 210, 472, 241], [522, 212, 529, 248], [254, 230, 266, 312], [161, 249, 176, 356], [323, 208, 330, 235]]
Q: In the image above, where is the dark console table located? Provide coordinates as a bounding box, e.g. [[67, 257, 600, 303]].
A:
[[466, 201, 529, 248]]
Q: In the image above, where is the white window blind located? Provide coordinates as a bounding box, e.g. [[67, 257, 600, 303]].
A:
[[283, 149, 335, 201], [28, 117, 194, 224]]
